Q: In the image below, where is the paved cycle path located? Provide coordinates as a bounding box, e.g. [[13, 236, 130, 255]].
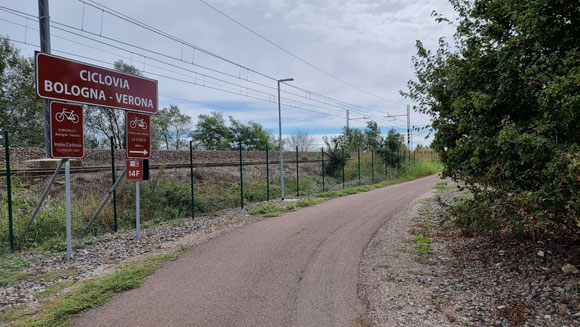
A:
[[74, 174, 441, 327]]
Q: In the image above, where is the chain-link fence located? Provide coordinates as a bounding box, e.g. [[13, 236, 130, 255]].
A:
[[1, 131, 439, 253]]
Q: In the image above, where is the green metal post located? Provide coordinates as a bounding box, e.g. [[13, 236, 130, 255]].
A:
[[239, 142, 244, 209], [189, 141, 195, 219], [357, 148, 361, 185], [266, 145, 270, 201], [371, 148, 375, 184], [4, 131, 14, 253], [342, 147, 345, 189], [110, 137, 118, 233], [296, 146, 299, 197], [321, 147, 325, 192]]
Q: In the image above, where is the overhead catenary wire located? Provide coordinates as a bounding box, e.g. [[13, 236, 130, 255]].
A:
[[1, 32, 351, 125], [0, 5, 408, 124], [74, 2, 409, 114], [159, 95, 339, 128], [46, 20, 399, 124], [49, 19, 401, 123], [53, 46, 348, 119], [195, 0, 406, 107], [2, 38, 347, 133], [0, 6, 411, 132], [1, 39, 350, 137], [77, 0, 277, 82], [82, 0, 409, 110]]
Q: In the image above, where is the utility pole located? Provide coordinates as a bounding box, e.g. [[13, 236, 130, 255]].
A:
[[383, 110, 407, 140], [347, 110, 369, 130], [38, 0, 52, 157]]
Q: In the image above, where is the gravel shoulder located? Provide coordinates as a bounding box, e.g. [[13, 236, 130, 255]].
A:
[[0, 201, 277, 310], [359, 182, 580, 327], [359, 187, 452, 326], [71, 175, 441, 327]]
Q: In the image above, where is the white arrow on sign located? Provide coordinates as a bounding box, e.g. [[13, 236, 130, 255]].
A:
[[129, 150, 148, 155]]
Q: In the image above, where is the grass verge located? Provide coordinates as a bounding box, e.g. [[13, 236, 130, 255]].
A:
[[0, 246, 187, 327], [248, 198, 325, 217], [249, 160, 442, 218], [317, 160, 441, 199], [0, 267, 77, 288]]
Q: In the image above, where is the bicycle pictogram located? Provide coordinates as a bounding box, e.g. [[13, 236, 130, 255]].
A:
[[55, 108, 80, 124], [130, 117, 148, 130]]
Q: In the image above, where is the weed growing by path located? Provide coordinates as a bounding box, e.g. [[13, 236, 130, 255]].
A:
[[413, 256, 435, 265], [353, 315, 373, 327], [382, 274, 395, 282], [36, 280, 76, 300], [3, 247, 187, 327], [414, 234, 433, 255], [0, 270, 33, 287], [248, 198, 324, 217]]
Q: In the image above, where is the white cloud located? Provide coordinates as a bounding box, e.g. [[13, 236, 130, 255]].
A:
[[0, 0, 455, 141]]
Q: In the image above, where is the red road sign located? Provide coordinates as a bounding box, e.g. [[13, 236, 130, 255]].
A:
[[126, 112, 151, 159], [35, 52, 158, 114], [126, 160, 143, 180], [50, 101, 84, 158]]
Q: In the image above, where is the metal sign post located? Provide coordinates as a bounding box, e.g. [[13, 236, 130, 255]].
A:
[[49, 101, 84, 261], [38, 0, 52, 158], [136, 180, 140, 241], [126, 109, 149, 240], [127, 160, 143, 240], [65, 159, 72, 261], [33, 50, 159, 256], [4, 131, 14, 252]]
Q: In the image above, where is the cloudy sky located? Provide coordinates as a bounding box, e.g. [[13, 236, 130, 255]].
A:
[[0, 0, 456, 148]]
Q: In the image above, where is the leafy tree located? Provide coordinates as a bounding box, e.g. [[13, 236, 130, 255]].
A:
[[381, 129, 405, 167], [0, 38, 43, 146], [340, 122, 384, 151], [84, 107, 125, 149], [323, 135, 348, 177], [363, 121, 382, 150], [151, 104, 192, 150], [228, 117, 276, 150], [190, 111, 231, 150], [285, 129, 315, 152], [340, 127, 364, 150], [404, 0, 580, 234], [85, 60, 143, 149], [189, 111, 276, 150], [113, 60, 142, 76], [173, 109, 192, 150], [384, 129, 404, 153]]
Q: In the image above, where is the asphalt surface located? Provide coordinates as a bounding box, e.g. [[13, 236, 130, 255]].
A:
[[73, 174, 441, 327]]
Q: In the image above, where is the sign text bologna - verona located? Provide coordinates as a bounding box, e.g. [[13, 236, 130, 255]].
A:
[[35, 52, 158, 113]]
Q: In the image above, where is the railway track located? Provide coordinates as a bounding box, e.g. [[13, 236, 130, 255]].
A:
[[0, 159, 322, 177]]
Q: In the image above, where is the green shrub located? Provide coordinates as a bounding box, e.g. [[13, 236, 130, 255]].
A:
[[0, 182, 84, 253], [404, 0, 579, 236]]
